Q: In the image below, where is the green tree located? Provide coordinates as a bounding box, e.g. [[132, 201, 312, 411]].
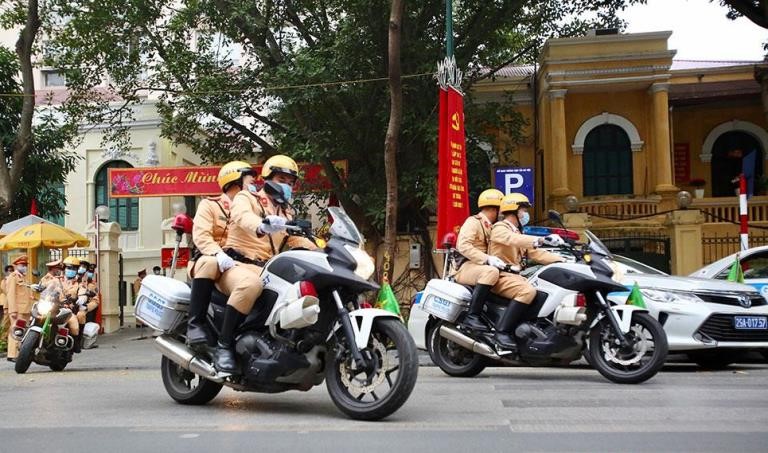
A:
[[47, 0, 636, 274], [0, 45, 78, 222]]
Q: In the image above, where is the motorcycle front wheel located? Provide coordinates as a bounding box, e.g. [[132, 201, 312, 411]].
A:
[[428, 321, 487, 377], [589, 312, 668, 384], [14, 330, 39, 374], [160, 356, 223, 405], [326, 318, 418, 421]]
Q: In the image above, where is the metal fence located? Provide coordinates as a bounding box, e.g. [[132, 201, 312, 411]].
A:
[[702, 234, 768, 265], [592, 230, 671, 273], [48, 248, 92, 262]]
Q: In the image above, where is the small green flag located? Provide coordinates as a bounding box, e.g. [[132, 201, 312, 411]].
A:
[[626, 282, 646, 309], [727, 255, 744, 284], [375, 278, 402, 319]]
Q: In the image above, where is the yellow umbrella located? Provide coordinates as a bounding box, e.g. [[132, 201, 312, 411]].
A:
[[0, 222, 90, 250]]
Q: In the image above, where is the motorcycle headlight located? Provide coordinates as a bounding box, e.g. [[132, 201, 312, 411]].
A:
[[640, 289, 702, 304], [37, 299, 54, 315], [345, 244, 375, 280]]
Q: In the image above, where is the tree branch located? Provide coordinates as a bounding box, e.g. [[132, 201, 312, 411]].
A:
[[723, 0, 768, 28]]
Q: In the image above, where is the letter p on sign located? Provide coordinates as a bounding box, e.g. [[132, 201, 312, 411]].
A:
[[504, 173, 524, 193]]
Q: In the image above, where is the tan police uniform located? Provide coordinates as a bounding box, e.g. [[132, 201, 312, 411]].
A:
[[53, 277, 83, 334], [453, 214, 501, 286], [218, 188, 315, 314], [0, 275, 9, 339], [76, 280, 100, 324], [6, 270, 33, 359], [489, 219, 563, 304], [187, 194, 232, 281]]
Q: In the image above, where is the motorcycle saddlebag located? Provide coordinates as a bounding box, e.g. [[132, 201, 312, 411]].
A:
[[82, 322, 100, 349], [135, 275, 191, 332], [420, 279, 471, 323]]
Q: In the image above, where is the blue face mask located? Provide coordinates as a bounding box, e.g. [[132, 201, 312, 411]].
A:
[[78, 267, 87, 275], [65, 269, 77, 279], [247, 184, 259, 194], [519, 211, 530, 227], [278, 183, 293, 202], [86, 272, 94, 279], [17, 265, 27, 275]]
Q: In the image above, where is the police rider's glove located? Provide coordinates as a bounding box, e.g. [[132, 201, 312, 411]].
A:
[[216, 251, 235, 273], [258, 215, 287, 235], [486, 255, 506, 269], [541, 233, 566, 247]]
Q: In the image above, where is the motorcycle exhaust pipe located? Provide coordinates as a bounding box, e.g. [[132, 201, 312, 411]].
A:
[[439, 325, 500, 360], [154, 335, 225, 383]]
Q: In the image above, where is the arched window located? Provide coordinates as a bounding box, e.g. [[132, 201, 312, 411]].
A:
[[711, 131, 763, 197], [95, 161, 139, 230], [582, 125, 633, 196]]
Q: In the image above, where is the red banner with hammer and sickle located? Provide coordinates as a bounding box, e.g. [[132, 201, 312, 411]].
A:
[[437, 85, 470, 243]]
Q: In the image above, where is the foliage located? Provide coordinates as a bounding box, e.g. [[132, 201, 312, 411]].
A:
[[45, 0, 639, 239], [0, 46, 79, 222]]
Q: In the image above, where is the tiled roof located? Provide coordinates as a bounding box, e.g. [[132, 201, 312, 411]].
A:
[[670, 59, 764, 71], [487, 59, 765, 80]]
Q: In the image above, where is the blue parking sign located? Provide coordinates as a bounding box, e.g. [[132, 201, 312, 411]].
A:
[[494, 167, 534, 204]]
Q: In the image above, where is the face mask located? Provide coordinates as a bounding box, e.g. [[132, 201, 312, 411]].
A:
[[519, 212, 530, 227], [78, 266, 87, 275], [278, 182, 293, 202], [87, 272, 94, 279], [247, 184, 259, 194], [17, 265, 27, 275], [65, 269, 77, 279]]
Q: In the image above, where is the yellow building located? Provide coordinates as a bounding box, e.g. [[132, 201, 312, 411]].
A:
[[476, 30, 767, 266]]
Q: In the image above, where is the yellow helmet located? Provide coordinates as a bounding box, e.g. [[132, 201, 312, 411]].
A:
[[217, 161, 254, 190], [500, 193, 532, 213], [261, 155, 299, 180], [477, 189, 504, 209], [63, 256, 81, 267]]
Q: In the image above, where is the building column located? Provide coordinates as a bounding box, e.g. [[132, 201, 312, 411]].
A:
[[665, 209, 703, 275], [85, 221, 122, 333], [650, 83, 676, 194], [549, 89, 570, 197]]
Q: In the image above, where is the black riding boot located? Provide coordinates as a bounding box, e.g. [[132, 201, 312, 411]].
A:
[[213, 305, 244, 374], [461, 284, 493, 331], [73, 329, 83, 353], [494, 300, 529, 350], [187, 278, 215, 345]]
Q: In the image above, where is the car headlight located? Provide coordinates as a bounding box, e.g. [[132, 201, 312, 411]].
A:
[[345, 244, 375, 280], [37, 299, 54, 315], [640, 288, 702, 304]]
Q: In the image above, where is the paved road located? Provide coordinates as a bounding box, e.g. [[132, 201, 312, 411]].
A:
[[1, 328, 767, 452]]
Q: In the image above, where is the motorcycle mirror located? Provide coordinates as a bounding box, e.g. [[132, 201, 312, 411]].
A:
[[263, 180, 288, 205], [548, 209, 565, 227]]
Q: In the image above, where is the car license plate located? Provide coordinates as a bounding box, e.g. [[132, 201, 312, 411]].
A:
[[733, 316, 768, 330]]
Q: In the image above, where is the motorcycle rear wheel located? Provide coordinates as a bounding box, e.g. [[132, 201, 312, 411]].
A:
[[589, 312, 668, 384], [428, 321, 487, 377], [14, 330, 39, 374], [160, 356, 223, 405], [326, 318, 418, 421]]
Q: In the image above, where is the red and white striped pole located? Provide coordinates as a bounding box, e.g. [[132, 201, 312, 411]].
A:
[[739, 173, 749, 251]]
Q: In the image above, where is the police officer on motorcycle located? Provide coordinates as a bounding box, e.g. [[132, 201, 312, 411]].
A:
[[453, 189, 506, 331], [488, 193, 565, 349], [215, 155, 316, 373], [185, 160, 254, 347]]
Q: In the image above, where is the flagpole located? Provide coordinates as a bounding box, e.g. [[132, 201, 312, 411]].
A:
[[445, 0, 453, 58]]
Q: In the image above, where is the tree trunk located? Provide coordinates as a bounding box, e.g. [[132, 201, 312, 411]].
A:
[[382, 0, 404, 283], [0, 0, 40, 217]]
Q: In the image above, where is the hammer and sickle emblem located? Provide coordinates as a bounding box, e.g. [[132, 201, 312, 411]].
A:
[[450, 112, 460, 131]]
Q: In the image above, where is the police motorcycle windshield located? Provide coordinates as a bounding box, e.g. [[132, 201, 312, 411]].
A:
[[584, 230, 616, 278], [328, 206, 363, 245]]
